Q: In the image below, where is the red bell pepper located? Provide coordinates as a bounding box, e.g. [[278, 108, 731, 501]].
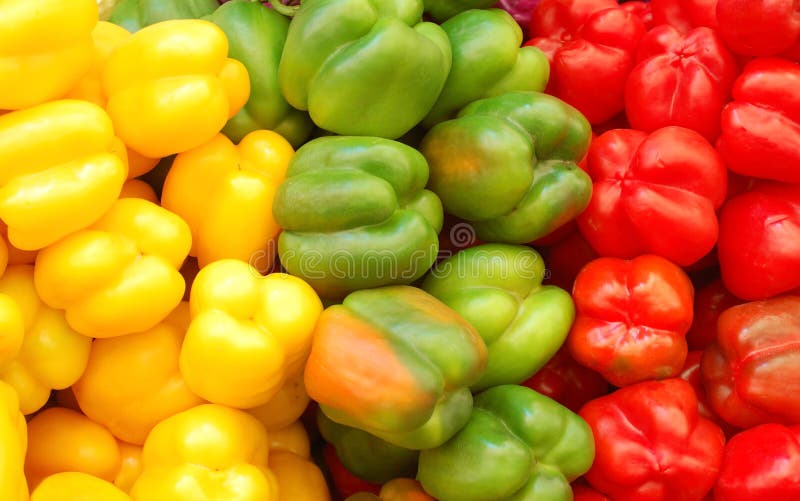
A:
[[522, 346, 609, 413], [567, 255, 694, 387], [702, 295, 800, 429], [580, 378, 725, 501], [714, 423, 800, 501], [573, 484, 611, 501], [323, 444, 382, 499], [577, 127, 727, 267], [650, 0, 718, 32], [540, 229, 598, 291], [620, 1, 654, 30], [686, 279, 742, 351], [715, 0, 800, 56], [680, 351, 738, 436], [526, 0, 646, 124]]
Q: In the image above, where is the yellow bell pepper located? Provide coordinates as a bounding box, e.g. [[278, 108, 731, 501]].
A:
[[130, 404, 279, 501], [73, 302, 205, 445], [247, 373, 310, 431], [0, 0, 97, 110], [162, 131, 293, 268], [0, 100, 128, 250], [102, 19, 250, 159], [31, 472, 131, 501], [25, 407, 121, 490], [0, 381, 28, 501], [0, 234, 8, 277], [115, 442, 143, 494], [0, 293, 24, 368], [0, 266, 91, 415], [180, 259, 323, 408], [34, 198, 191, 338], [119, 179, 158, 204], [269, 451, 331, 501], [268, 421, 311, 458], [0, 223, 37, 266]]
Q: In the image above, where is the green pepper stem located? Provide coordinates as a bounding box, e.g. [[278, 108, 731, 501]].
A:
[[267, 0, 301, 17]]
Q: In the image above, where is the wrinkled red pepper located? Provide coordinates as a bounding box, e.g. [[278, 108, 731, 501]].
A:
[[650, 0, 718, 32]]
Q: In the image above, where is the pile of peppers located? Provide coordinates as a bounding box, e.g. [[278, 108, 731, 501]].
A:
[[1, 0, 799, 499]]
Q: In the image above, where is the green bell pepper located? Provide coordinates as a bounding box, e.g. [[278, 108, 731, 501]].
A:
[[423, 9, 550, 127], [422, 244, 574, 391], [108, 0, 219, 32], [417, 384, 595, 501], [209, 1, 313, 147], [423, 0, 498, 22], [420, 91, 593, 244], [273, 136, 443, 299], [304, 285, 488, 449], [278, 0, 452, 138]]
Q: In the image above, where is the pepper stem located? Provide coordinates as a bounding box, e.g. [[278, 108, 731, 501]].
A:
[[267, 0, 301, 17]]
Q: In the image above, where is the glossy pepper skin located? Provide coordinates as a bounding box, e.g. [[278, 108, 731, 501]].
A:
[[421, 91, 592, 244], [32, 472, 131, 501], [278, 0, 452, 138], [422, 244, 575, 390], [130, 404, 279, 501], [422, 9, 550, 126], [162, 131, 293, 269], [346, 479, 434, 500], [269, 451, 331, 501], [0, 381, 27, 501], [108, 0, 218, 32], [650, 0, 717, 33], [686, 280, 741, 351], [580, 378, 725, 501], [717, 182, 800, 300], [0, 100, 128, 251], [0, 0, 96, 110], [180, 259, 323, 409], [526, 0, 646, 124], [305, 285, 487, 450], [102, 19, 250, 158], [273, 137, 443, 299], [577, 127, 727, 266], [34, 198, 191, 338], [717, 58, 800, 183], [714, 423, 800, 500], [715, 0, 800, 56], [568, 255, 694, 387], [522, 346, 609, 413], [702, 296, 800, 429], [246, 373, 310, 432], [209, 1, 313, 147], [417, 384, 595, 501]]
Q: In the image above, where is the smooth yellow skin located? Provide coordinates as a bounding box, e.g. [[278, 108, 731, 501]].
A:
[[32, 472, 131, 501], [0, 266, 91, 415], [0, 223, 37, 266], [180, 260, 322, 408], [162, 131, 293, 268], [131, 404, 279, 501], [0, 381, 28, 501], [0, 0, 97, 110], [0, 233, 8, 276], [102, 19, 250, 158], [268, 421, 310, 458], [25, 407, 121, 490], [34, 198, 191, 338], [115, 442, 143, 493], [247, 373, 310, 431], [0, 100, 128, 250], [0, 294, 24, 370], [119, 179, 158, 204], [269, 451, 331, 501]]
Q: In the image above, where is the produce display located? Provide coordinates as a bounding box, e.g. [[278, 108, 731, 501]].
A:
[[2, 0, 800, 499]]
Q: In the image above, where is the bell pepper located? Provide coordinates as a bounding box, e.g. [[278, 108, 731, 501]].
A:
[[130, 404, 279, 501], [268, 421, 310, 458], [278, 0, 452, 138], [421, 91, 592, 244], [269, 451, 332, 501], [526, 0, 646, 124], [540, 229, 598, 291], [72, 302, 204, 445], [180, 259, 322, 408], [680, 351, 737, 436], [31, 472, 131, 501], [522, 346, 609, 413], [620, 1, 654, 29], [717, 182, 800, 300], [108, 0, 219, 32], [577, 127, 727, 266], [417, 384, 595, 501], [102, 19, 250, 158], [25, 407, 121, 489], [273, 136, 443, 299], [422, 243, 575, 390], [120, 179, 158, 204], [572, 485, 611, 501], [650, 0, 717, 32], [702, 295, 800, 429], [247, 373, 310, 431], [422, 9, 550, 126], [34, 198, 191, 338], [625, 25, 738, 141], [324, 444, 382, 499], [305, 285, 487, 450], [209, 1, 313, 147], [0, 0, 97, 110], [1, 223, 36, 267], [567, 255, 694, 387], [423, 0, 497, 22], [580, 378, 725, 500], [714, 423, 800, 501], [0, 100, 128, 251], [115, 442, 143, 493], [716, 0, 799, 56], [162, 131, 292, 268], [346, 479, 434, 501], [0, 381, 27, 501], [686, 279, 741, 351], [0, 265, 92, 415], [717, 58, 800, 183]]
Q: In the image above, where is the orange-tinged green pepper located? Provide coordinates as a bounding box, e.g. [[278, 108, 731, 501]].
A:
[[0, 266, 91, 415], [0, 0, 97, 110], [247, 373, 310, 431], [115, 442, 143, 493], [0, 100, 128, 251], [34, 198, 191, 338], [130, 404, 279, 501], [270, 451, 332, 501], [180, 259, 323, 408], [0, 381, 28, 501], [269, 421, 311, 458], [162, 131, 293, 268], [31, 472, 131, 501], [102, 19, 250, 158]]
